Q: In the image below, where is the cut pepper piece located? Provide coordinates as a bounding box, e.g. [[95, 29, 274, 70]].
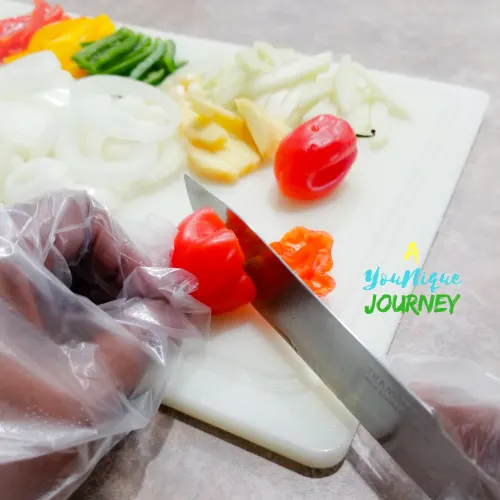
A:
[[270, 226, 336, 297], [171, 208, 256, 315]]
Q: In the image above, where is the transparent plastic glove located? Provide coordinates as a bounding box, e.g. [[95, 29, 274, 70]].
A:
[[390, 355, 500, 500], [0, 190, 210, 500]]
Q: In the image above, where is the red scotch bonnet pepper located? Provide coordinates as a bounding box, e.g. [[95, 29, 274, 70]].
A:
[[171, 208, 256, 315], [274, 114, 358, 201]]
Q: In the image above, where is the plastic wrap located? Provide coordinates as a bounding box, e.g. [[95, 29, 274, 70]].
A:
[[387, 355, 500, 499], [0, 190, 210, 500]]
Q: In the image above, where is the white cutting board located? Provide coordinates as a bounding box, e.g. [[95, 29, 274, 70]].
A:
[[1, 1, 489, 468]]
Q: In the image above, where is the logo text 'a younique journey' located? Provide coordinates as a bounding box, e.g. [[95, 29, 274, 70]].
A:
[[363, 242, 461, 315]]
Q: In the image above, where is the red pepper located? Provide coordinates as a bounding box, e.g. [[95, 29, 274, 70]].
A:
[[225, 210, 293, 302], [0, 0, 66, 61], [171, 208, 256, 315], [274, 114, 357, 201]]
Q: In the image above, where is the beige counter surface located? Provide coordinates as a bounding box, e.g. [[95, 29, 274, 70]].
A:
[[35, 0, 500, 498]]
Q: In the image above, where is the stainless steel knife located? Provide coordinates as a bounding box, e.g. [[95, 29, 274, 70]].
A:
[[184, 174, 498, 499]]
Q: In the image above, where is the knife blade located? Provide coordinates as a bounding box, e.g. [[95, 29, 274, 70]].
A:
[[184, 174, 498, 499]]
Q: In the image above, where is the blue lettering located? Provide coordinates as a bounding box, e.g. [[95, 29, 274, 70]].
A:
[[419, 271, 426, 286], [391, 273, 403, 286], [451, 274, 462, 285], [439, 273, 453, 286], [380, 273, 388, 286], [363, 267, 380, 291], [425, 272, 439, 293], [401, 268, 421, 288]]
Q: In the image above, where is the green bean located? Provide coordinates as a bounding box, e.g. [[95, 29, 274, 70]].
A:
[[143, 67, 167, 86], [175, 59, 188, 70], [129, 39, 165, 80], [102, 36, 153, 75], [162, 39, 176, 73], [72, 28, 131, 70], [92, 33, 140, 70]]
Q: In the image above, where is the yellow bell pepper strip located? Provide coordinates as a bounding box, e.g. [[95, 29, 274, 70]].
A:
[[4, 15, 115, 78]]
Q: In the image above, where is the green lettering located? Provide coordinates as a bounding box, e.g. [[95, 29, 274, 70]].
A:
[[418, 294, 435, 313], [364, 294, 377, 314], [377, 294, 392, 312], [434, 294, 448, 312], [448, 294, 461, 314], [392, 295, 405, 313], [405, 294, 420, 315]]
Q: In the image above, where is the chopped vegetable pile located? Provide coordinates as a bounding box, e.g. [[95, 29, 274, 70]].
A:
[[167, 42, 410, 151], [0, 1, 415, 312], [5, 15, 116, 77], [163, 73, 291, 184], [0, 52, 183, 209], [72, 28, 187, 86], [1, 1, 188, 87], [271, 227, 336, 297], [0, 0, 66, 61]]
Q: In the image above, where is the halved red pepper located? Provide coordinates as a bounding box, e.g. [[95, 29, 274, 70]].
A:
[[171, 208, 256, 315]]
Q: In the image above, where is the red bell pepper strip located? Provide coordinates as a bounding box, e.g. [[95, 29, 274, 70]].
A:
[[0, 0, 66, 61], [171, 208, 256, 315]]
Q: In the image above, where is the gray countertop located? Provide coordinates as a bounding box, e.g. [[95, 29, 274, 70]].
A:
[[39, 0, 499, 498]]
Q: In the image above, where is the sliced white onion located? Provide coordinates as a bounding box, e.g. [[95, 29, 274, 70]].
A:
[[332, 54, 362, 115], [54, 119, 162, 194], [209, 67, 248, 109], [247, 52, 332, 96], [253, 42, 299, 68], [288, 79, 334, 125], [346, 102, 372, 136], [265, 90, 290, 117], [71, 75, 180, 116], [141, 136, 186, 187], [0, 51, 73, 100], [0, 101, 59, 160], [302, 98, 339, 122], [4, 158, 71, 203], [353, 62, 410, 119]]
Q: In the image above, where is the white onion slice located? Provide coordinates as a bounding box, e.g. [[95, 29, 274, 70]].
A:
[[0, 51, 73, 99], [4, 158, 71, 203], [0, 101, 59, 160], [54, 120, 161, 194], [71, 75, 180, 134], [332, 55, 362, 115], [247, 52, 332, 96], [302, 98, 339, 122], [346, 102, 372, 136]]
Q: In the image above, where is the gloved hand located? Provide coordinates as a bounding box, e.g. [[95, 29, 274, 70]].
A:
[[0, 190, 209, 500], [390, 355, 500, 499]]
